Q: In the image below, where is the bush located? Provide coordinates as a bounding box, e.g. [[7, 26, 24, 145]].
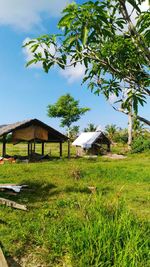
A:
[[132, 136, 150, 153]]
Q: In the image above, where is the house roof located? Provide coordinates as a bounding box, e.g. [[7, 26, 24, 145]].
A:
[[72, 131, 110, 149], [0, 119, 68, 142]]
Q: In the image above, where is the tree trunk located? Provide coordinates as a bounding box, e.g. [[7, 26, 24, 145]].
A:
[[67, 128, 71, 159], [128, 101, 133, 149]]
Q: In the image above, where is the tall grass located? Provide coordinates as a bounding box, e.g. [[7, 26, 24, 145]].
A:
[[65, 198, 150, 267]]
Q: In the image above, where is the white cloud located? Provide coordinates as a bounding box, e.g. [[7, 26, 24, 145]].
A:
[[0, 0, 70, 31], [60, 63, 86, 84]]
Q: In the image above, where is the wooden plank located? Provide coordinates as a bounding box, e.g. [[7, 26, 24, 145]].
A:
[[0, 247, 8, 267], [0, 198, 27, 211]]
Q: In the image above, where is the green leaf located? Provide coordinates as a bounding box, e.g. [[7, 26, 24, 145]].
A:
[[81, 25, 89, 46], [26, 59, 36, 67], [127, 0, 141, 13]]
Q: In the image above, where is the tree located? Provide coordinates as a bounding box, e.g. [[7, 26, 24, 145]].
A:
[[47, 94, 90, 158], [84, 123, 97, 132], [25, 0, 150, 146], [69, 125, 80, 141], [105, 124, 118, 142]]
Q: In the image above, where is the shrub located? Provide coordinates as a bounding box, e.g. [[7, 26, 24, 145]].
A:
[[131, 136, 150, 153]]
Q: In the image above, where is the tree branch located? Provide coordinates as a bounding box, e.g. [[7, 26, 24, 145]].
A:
[[112, 105, 150, 126], [118, 0, 150, 64]]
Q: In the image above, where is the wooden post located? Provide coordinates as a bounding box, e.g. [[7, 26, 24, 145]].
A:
[[107, 143, 111, 152], [28, 142, 30, 157], [31, 142, 33, 155], [42, 142, 44, 156], [33, 139, 36, 153], [68, 139, 70, 159], [2, 135, 6, 157], [60, 142, 62, 158]]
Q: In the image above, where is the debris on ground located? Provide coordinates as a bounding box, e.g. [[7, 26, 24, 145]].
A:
[[0, 197, 27, 211], [83, 155, 98, 159], [0, 184, 28, 193], [0, 156, 16, 165], [103, 153, 127, 159], [88, 186, 97, 193]]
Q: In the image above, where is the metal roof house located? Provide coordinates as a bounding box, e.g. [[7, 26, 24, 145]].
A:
[[72, 131, 111, 156], [0, 119, 68, 158]]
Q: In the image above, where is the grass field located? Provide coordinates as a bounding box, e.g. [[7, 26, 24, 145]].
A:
[[0, 144, 150, 266]]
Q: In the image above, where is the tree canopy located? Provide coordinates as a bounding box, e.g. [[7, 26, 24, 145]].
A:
[[25, 0, 150, 125], [47, 94, 90, 129]]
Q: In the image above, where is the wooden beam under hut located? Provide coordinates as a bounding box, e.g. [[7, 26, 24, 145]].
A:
[[60, 142, 62, 158], [2, 135, 6, 158], [42, 142, 44, 156]]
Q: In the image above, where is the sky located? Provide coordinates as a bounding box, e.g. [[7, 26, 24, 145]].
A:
[[0, 0, 149, 133]]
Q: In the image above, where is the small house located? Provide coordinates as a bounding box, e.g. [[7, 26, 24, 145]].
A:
[[72, 131, 111, 156]]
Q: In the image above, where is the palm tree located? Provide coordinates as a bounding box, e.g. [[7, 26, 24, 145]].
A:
[[84, 123, 97, 132], [105, 124, 118, 142]]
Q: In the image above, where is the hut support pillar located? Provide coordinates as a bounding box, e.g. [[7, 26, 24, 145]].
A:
[[28, 142, 32, 157], [67, 139, 70, 159], [42, 142, 44, 156], [2, 135, 6, 157], [60, 142, 62, 158], [28, 142, 30, 157], [33, 139, 36, 153], [107, 143, 111, 152]]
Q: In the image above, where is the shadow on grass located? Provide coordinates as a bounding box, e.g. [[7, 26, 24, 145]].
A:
[[101, 186, 114, 196], [7, 257, 21, 267], [65, 186, 91, 194], [0, 180, 58, 204]]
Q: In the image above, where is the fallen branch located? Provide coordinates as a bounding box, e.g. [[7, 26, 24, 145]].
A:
[[0, 247, 8, 267], [0, 198, 27, 211]]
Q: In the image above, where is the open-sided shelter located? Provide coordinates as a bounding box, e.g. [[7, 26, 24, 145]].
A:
[[72, 131, 111, 156], [0, 119, 68, 158]]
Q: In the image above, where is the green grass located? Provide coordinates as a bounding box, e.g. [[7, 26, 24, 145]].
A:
[[0, 144, 150, 266]]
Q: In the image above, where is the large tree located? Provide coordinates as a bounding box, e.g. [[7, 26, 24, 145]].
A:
[[25, 0, 150, 146], [47, 94, 90, 158]]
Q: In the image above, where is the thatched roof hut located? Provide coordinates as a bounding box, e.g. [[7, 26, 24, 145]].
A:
[[0, 119, 68, 158]]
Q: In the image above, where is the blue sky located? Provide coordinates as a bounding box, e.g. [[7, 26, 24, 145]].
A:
[[0, 0, 149, 132]]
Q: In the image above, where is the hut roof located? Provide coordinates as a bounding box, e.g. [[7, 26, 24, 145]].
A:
[[0, 119, 68, 142], [72, 131, 110, 149]]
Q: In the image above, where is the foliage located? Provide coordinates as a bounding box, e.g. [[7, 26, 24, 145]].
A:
[[105, 124, 118, 141], [113, 128, 128, 144], [69, 125, 80, 141], [47, 94, 90, 131], [25, 0, 150, 125], [84, 123, 97, 132], [132, 135, 150, 153]]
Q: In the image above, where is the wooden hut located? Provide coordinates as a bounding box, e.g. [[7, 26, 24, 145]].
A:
[[72, 131, 111, 156], [0, 119, 68, 158]]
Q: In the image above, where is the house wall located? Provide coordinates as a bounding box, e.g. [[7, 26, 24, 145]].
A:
[[12, 125, 48, 143]]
